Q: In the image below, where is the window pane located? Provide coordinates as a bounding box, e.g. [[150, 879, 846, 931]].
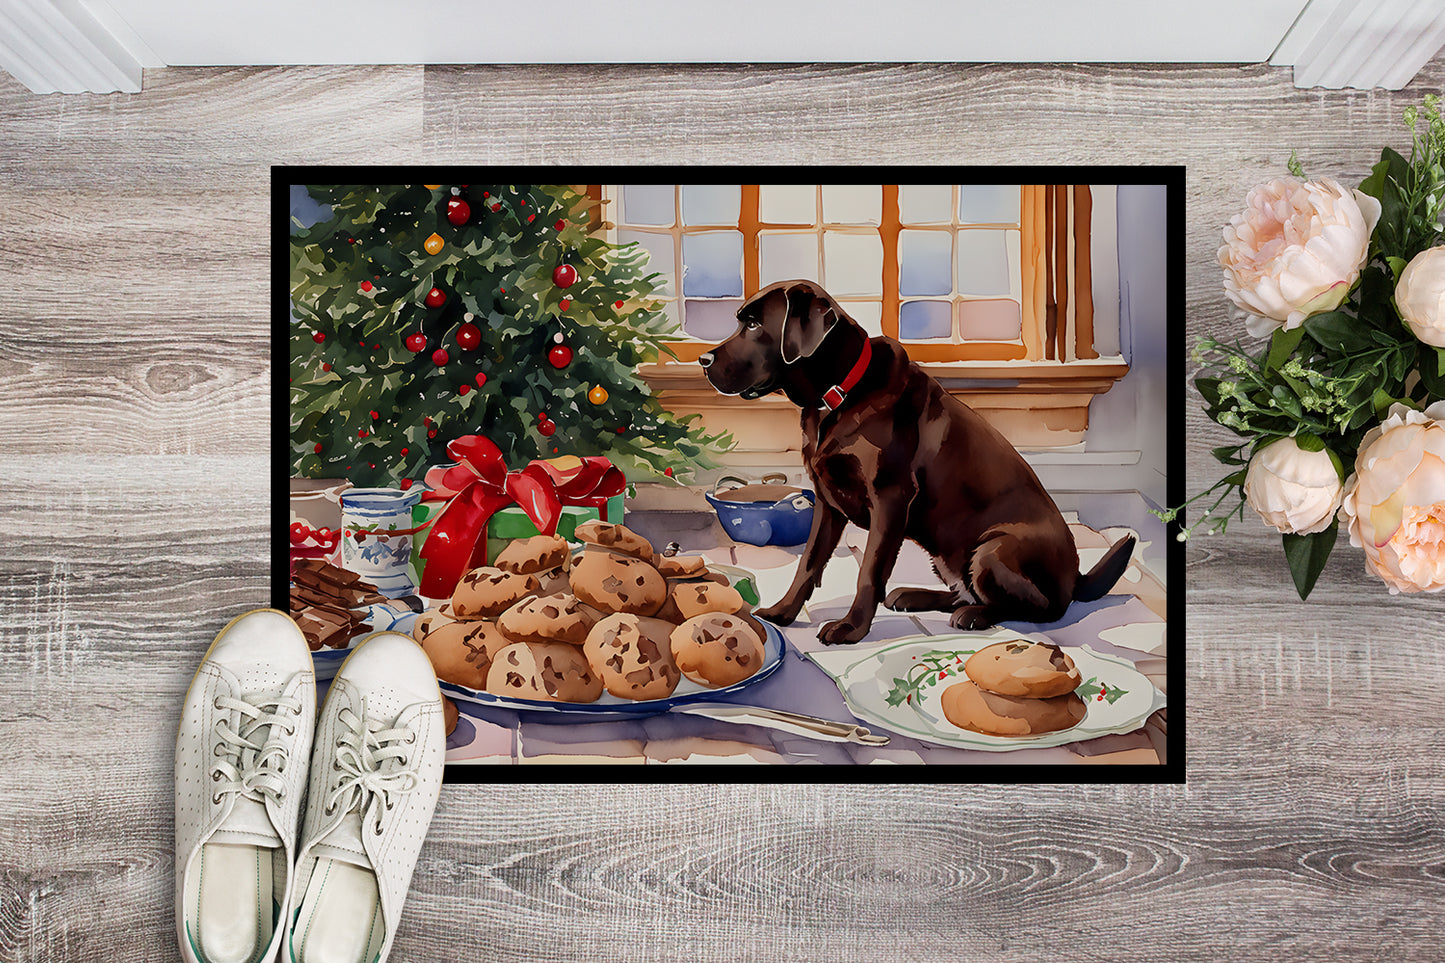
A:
[[898, 230, 952, 297], [758, 185, 816, 224], [959, 185, 1019, 224], [956, 229, 1011, 296], [898, 185, 952, 224], [758, 232, 820, 287], [681, 185, 740, 226], [958, 299, 1022, 341], [682, 231, 743, 297], [621, 184, 675, 226], [840, 301, 883, 337], [617, 230, 676, 297], [821, 231, 882, 296], [899, 301, 953, 340], [683, 298, 744, 341], [822, 185, 880, 225]]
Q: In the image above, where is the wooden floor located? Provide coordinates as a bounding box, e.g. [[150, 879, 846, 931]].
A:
[[3, 57, 1445, 961]]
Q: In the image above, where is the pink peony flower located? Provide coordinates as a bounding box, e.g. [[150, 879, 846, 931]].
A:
[[1395, 246, 1445, 348], [1218, 177, 1382, 338], [1340, 401, 1445, 594], [1243, 436, 1344, 535]]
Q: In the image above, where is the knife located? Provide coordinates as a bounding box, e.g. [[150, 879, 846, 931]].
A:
[[672, 703, 890, 745]]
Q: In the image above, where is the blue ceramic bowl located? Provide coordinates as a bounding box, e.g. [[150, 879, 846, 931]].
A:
[[705, 476, 816, 547]]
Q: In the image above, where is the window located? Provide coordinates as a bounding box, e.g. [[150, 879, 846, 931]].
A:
[[606, 183, 1112, 365]]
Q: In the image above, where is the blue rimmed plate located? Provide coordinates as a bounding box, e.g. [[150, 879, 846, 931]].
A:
[[440, 619, 787, 720]]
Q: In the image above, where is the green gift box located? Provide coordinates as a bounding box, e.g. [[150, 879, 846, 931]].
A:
[[485, 496, 626, 563]]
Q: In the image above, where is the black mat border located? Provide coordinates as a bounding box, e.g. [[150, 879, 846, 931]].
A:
[[273, 165, 1186, 785]]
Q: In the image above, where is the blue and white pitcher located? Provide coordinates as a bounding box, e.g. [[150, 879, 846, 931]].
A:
[[339, 487, 424, 598]]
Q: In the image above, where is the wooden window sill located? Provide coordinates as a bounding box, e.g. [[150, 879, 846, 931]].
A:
[[639, 358, 1129, 457]]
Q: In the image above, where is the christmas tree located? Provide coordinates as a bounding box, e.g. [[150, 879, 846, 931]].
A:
[[289, 183, 730, 489]]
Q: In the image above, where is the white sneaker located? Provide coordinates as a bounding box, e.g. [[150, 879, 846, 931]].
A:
[[286, 632, 446, 963], [176, 609, 316, 963]]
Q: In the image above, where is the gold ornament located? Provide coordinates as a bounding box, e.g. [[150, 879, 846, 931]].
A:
[[588, 385, 609, 405], [424, 233, 444, 255]]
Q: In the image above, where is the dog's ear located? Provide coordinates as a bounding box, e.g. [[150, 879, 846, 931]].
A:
[[780, 282, 841, 364]]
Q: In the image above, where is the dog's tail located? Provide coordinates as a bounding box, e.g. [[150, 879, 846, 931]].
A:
[[1073, 535, 1137, 602]]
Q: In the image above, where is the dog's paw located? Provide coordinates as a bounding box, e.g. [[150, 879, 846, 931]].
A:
[[949, 605, 997, 631], [818, 618, 868, 646], [755, 603, 800, 626]]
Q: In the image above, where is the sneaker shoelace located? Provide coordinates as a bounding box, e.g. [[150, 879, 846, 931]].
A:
[[211, 692, 303, 806], [322, 703, 419, 836]]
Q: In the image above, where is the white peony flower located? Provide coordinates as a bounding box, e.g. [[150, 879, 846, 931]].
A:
[[1243, 436, 1345, 535], [1219, 177, 1382, 338], [1340, 401, 1445, 594], [1395, 245, 1445, 348]]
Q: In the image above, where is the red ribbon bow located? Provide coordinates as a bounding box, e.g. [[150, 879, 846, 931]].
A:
[[418, 436, 561, 598], [534, 455, 627, 520]]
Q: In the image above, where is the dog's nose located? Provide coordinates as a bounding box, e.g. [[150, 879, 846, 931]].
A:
[[697, 352, 714, 368]]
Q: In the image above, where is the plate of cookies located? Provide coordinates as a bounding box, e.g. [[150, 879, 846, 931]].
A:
[[816, 632, 1165, 751], [412, 520, 786, 718]]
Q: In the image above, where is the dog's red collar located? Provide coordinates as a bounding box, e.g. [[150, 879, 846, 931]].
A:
[[822, 337, 873, 411]]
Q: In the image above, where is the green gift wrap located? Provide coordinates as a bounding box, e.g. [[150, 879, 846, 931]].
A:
[[485, 497, 626, 563]]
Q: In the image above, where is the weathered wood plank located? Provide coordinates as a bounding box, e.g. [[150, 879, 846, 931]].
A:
[[1, 53, 1443, 963]]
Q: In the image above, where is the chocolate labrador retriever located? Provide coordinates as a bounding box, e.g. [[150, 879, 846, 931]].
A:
[[699, 279, 1136, 646]]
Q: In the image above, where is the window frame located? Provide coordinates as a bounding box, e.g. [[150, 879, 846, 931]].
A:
[[602, 183, 1110, 366]]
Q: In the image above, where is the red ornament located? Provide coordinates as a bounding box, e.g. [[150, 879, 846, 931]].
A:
[[290, 522, 307, 545], [614, 300, 624, 309], [321, 363, 331, 372], [370, 410, 379, 420], [360, 280, 373, 292], [538, 412, 548, 422], [447, 196, 471, 225], [664, 468, 674, 477], [490, 202, 501, 212], [555, 219, 566, 231], [527, 214, 535, 223], [552, 264, 578, 288], [559, 298, 570, 311], [312, 331, 325, 343], [428, 429, 437, 438], [400, 478, 414, 490], [424, 416, 433, 426], [548, 343, 574, 369], [425, 287, 446, 308], [358, 429, 368, 438], [538, 419, 557, 437], [432, 348, 449, 367], [401, 447, 409, 455], [405, 332, 426, 352], [456, 322, 481, 350], [313, 442, 323, 453], [475, 373, 488, 388], [458, 384, 470, 395]]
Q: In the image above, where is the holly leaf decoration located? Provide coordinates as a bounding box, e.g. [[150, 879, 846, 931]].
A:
[[1076, 676, 1127, 705]]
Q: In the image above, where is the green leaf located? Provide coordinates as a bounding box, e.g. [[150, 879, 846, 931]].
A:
[[1387, 256, 1408, 282], [1282, 521, 1339, 601], [1294, 432, 1325, 452], [1304, 311, 1375, 354], [1271, 383, 1303, 418], [1265, 326, 1306, 374], [1212, 444, 1248, 466]]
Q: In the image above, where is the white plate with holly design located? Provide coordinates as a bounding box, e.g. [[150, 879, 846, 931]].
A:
[[809, 632, 1165, 751]]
